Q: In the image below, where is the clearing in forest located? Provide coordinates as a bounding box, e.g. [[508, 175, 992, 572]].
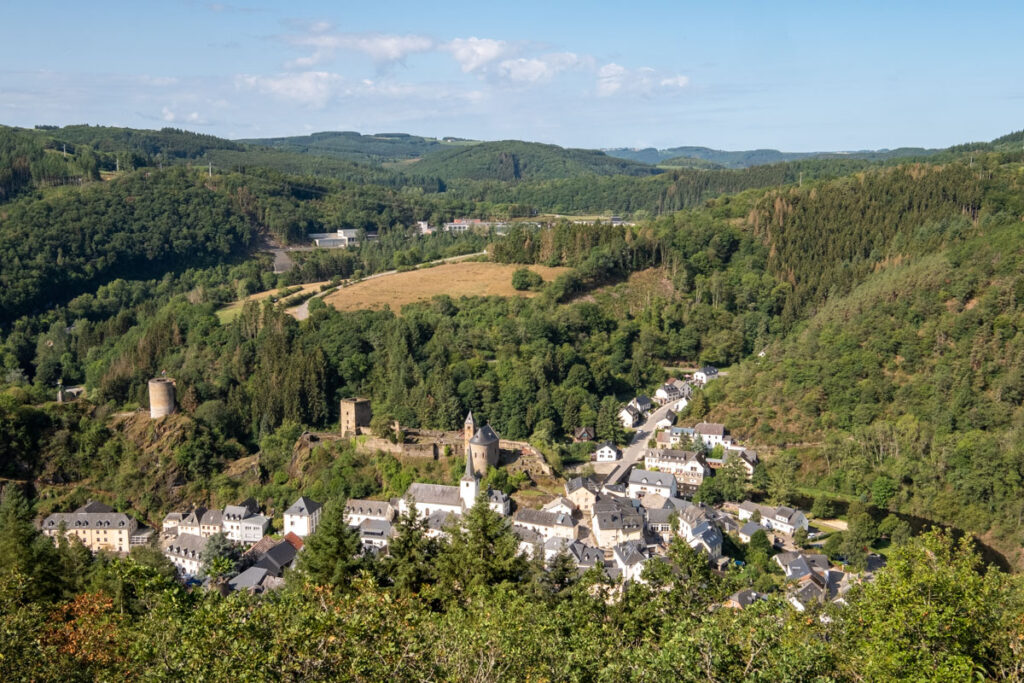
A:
[[321, 262, 568, 312]]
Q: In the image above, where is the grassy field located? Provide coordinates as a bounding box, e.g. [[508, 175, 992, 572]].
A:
[[321, 262, 568, 313]]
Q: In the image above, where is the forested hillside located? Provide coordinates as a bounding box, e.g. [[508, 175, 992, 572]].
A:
[[606, 144, 940, 168], [406, 140, 661, 181], [241, 130, 456, 164]]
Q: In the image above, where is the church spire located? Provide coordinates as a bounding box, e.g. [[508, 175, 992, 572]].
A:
[[461, 447, 477, 481]]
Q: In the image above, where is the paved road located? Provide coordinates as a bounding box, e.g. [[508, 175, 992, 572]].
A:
[[289, 251, 488, 320], [604, 401, 677, 486]]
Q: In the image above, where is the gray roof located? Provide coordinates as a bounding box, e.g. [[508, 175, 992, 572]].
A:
[[358, 518, 393, 539], [345, 499, 393, 519], [514, 508, 574, 529], [469, 424, 499, 445], [694, 422, 726, 436], [512, 525, 545, 546], [621, 404, 641, 419], [425, 510, 460, 530], [200, 509, 223, 526], [43, 510, 135, 531], [254, 540, 298, 575], [740, 521, 763, 537], [229, 566, 270, 591], [613, 540, 648, 566], [239, 514, 270, 530], [542, 496, 576, 512], [285, 496, 322, 517], [565, 477, 598, 495], [405, 483, 462, 507], [180, 507, 208, 526], [628, 469, 676, 489], [648, 449, 703, 464], [594, 509, 643, 532], [164, 532, 206, 558], [567, 540, 605, 568], [698, 365, 718, 375], [76, 500, 115, 514], [544, 536, 573, 553], [645, 507, 676, 526], [728, 589, 762, 608]]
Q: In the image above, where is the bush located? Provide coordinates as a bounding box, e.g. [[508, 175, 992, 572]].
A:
[[511, 267, 544, 291]]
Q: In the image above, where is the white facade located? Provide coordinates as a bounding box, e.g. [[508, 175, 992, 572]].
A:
[[627, 469, 678, 499], [283, 497, 323, 538], [594, 443, 621, 462]]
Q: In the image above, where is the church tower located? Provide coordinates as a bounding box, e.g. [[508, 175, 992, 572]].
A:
[[460, 449, 479, 509], [463, 411, 476, 454]]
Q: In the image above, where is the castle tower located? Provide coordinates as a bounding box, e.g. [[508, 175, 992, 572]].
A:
[[467, 424, 500, 477], [463, 411, 476, 453], [148, 378, 176, 419], [460, 450, 479, 509]]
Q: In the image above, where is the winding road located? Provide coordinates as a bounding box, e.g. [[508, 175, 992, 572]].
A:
[[604, 401, 677, 486]]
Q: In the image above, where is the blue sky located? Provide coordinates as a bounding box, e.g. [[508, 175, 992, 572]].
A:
[[1, 1, 1021, 151]]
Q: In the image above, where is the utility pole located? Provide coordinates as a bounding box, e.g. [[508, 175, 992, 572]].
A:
[[62, 143, 66, 158], [208, 162, 213, 178], [799, 171, 803, 188], [116, 157, 120, 173]]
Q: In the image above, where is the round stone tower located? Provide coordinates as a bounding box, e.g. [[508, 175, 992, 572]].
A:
[[467, 424, 500, 476], [148, 378, 176, 419]]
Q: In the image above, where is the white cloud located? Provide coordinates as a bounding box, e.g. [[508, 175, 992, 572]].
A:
[[445, 37, 508, 72], [660, 75, 690, 88], [161, 107, 203, 123], [597, 63, 690, 97], [597, 63, 628, 96], [287, 30, 434, 68], [497, 52, 583, 83], [236, 71, 343, 108]]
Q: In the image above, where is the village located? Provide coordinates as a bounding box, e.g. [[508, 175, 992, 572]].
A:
[[37, 366, 877, 613]]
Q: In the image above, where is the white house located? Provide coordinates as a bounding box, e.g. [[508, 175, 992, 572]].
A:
[[163, 532, 206, 578], [644, 450, 710, 493], [655, 411, 676, 430], [594, 442, 622, 462], [627, 469, 678, 499], [693, 365, 719, 386], [619, 404, 642, 429], [738, 502, 809, 536], [541, 497, 577, 516], [344, 499, 396, 527], [283, 496, 322, 538], [630, 396, 654, 413], [513, 508, 577, 541], [694, 422, 732, 449], [612, 540, 652, 582], [238, 515, 271, 544]]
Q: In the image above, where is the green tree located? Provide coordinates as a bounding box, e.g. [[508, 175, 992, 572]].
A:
[[295, 500, 364, 589], [511, 267, 543, 291], [384, 504, 438, 596], [810, 495, 835, 519], [200, 532, 240, 580]]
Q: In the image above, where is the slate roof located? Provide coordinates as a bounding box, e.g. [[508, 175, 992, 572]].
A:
[[566, 477, 598, 495], [574, 426, 596, 441], [164, 532, 206, 558], [512, 525, 545, 546], [567, 540, 605, 568], [469, 424, 499, 445], [344, 499, 393, 519], [200, 509, 223, 526], [594, 509, 643, 533], [229, 566, 270, 591], [43, 509, 136, 532], [740, 521, 763, 538], [613, 540, 649, 567], [628, 469, 676, 489], [76, 500, 115, 514], [425, 510, 459, 531], [727, 589, 763, 608], [180, 507, 208, 526], [405, 483, 462, 507], [358, 518, 393, 541], [243, 535, 277, 558], [285, 496, 322, 517], [694, 422, 726, 437], [514, 508, 574, 529], [542, 497, 576, 513], [254, 540, 298, 575]]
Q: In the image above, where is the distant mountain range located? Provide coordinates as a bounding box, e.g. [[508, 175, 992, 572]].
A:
[[603, 145, 943, 169]]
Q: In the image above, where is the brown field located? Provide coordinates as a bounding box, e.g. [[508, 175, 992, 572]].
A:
[[321, 262, 569, 312]]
